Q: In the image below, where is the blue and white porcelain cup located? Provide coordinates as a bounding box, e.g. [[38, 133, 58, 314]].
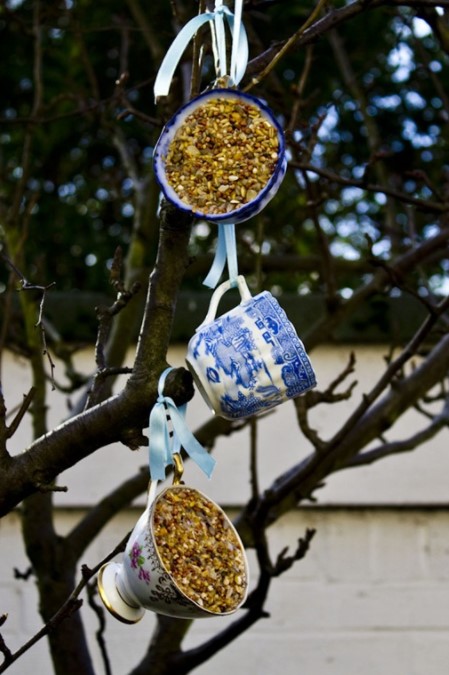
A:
[[186, 276, 317, 420]]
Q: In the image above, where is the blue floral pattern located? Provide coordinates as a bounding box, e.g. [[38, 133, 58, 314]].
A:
[[188, 291, 316, 419]]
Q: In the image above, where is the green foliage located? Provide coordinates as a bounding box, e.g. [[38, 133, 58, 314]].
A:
[[1, 0, 448, 300]]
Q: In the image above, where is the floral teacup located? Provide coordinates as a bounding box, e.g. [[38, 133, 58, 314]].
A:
[[98, 471, 249, 623]]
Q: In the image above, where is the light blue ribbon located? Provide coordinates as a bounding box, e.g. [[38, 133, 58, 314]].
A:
[[154, 0, 248, 100], [203, 222, 238, 289], [148, 367, 216, 480]]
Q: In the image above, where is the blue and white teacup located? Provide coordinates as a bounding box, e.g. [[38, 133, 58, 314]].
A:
[[186, 276, 317, 420]]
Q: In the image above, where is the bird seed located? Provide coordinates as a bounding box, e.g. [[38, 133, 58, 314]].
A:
[[152, 487, 247, 613], [163, 97, 280, 215]]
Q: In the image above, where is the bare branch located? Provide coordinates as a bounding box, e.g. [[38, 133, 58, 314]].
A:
[[112, 123, 140, 185], [167, 527, 315, 673], [234, 315, 449, 539], [190, 0, 208, 98], [85, 582, 112, 675], [125, 0, 166, 62], [85, 247, 142, 409], [244, 0, 327, 91], [273, 528, 316, 576], [0, 615, 12, 668], [290, 161, 449, 214], [6, 388, 36, 440], [344, 396, 449, 468], [1, 254, 57, 389], [303, 227, 449, 351], [287, 45, 315, 135], [326, 295, 449, 452], [245, 0, 449, 83], [293, 353, 357, 450], [294, 396, 326, 450], [0, 386, 9, 463], [0, 536, 129, 674]]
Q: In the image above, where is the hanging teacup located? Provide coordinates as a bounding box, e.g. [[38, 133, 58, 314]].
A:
[[98, 456, 249, 622], [186, 275, 317, 419], [153, 88, 287, 225]]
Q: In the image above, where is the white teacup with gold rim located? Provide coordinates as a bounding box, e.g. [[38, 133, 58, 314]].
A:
[[98, 456, 249, 623]]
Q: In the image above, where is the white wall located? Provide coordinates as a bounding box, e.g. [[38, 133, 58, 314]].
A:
[[3, 344, 448, 506], [1, 345, 449, 674], [2, 507, 449, 675]]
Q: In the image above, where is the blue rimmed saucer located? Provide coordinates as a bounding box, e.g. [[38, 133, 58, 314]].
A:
[[153, 89, 287, 225]]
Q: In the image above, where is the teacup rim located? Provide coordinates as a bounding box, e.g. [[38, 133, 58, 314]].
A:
[[149, 484, 249, 616], [152, 87, 287, 224]]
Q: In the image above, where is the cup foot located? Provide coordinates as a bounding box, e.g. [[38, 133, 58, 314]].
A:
[[97, 562, 145, 624]]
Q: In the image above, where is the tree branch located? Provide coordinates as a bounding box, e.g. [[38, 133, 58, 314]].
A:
[[166, 529, 316, 674], [302, 227, 449, 351], [244, 0, 449, 82], [0, 202, 194, 516], [0, 537, 129, 674], [343, 396, 449, 468], [290, 161, 449, 214], [244, 0, 327, 91], [234, 310, 449, 541]]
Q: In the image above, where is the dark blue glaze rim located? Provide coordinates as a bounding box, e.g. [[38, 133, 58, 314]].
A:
[[153, 88, 287, 224]]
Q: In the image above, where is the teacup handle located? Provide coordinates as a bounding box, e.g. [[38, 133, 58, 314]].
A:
[[147, 479, 159, 508], [146, 453, 184, 507], [197, 275, 252, 330]]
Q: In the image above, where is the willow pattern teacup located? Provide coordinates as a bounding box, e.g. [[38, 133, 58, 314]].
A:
[[186, 275, 317, 420]]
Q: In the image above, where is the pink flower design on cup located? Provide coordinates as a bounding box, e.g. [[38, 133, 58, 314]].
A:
[[129, 542, 150, 585]]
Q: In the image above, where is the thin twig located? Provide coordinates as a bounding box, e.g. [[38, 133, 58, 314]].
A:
[[244, 0, 327, 91], [0, 616, 12, 668], [290, 160, 449, 214], [0, 386, 8, 462], [325, 295, 449, 452], [0, 534, 130, 674], [344, 397, 449, 468], [1, 254, 57, 389], [86, 581, 112, 675], [6, 388, 36, 440], [85, 247, 141, 409], [287, 45, 314, 135], [190, 0, 208, 98], [273, 528, 316, 576], [294, 396, 326, 451]]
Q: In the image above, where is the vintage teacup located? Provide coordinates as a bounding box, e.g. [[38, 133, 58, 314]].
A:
[[186, 275, 317, 420], [98, 460, 249, 623], [153, 88, 287, 225]]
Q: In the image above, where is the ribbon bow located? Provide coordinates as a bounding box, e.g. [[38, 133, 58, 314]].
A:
[[154, 0, 248, 101], [148, 367, 216, 480]]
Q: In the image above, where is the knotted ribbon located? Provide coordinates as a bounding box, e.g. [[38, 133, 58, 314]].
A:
[[148, 367, 216, 480], [203, 222, 238, 289], [154, 0, 248, 100]]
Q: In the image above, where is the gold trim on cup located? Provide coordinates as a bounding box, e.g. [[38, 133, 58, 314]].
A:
[[97, 563, 144, 625]]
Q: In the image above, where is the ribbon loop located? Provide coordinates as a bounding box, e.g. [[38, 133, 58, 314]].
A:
[[154, 1, 248, 101], [203, 222, 238, 289], [154, 13, 214, 100], [149, 368, 216, 480]]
